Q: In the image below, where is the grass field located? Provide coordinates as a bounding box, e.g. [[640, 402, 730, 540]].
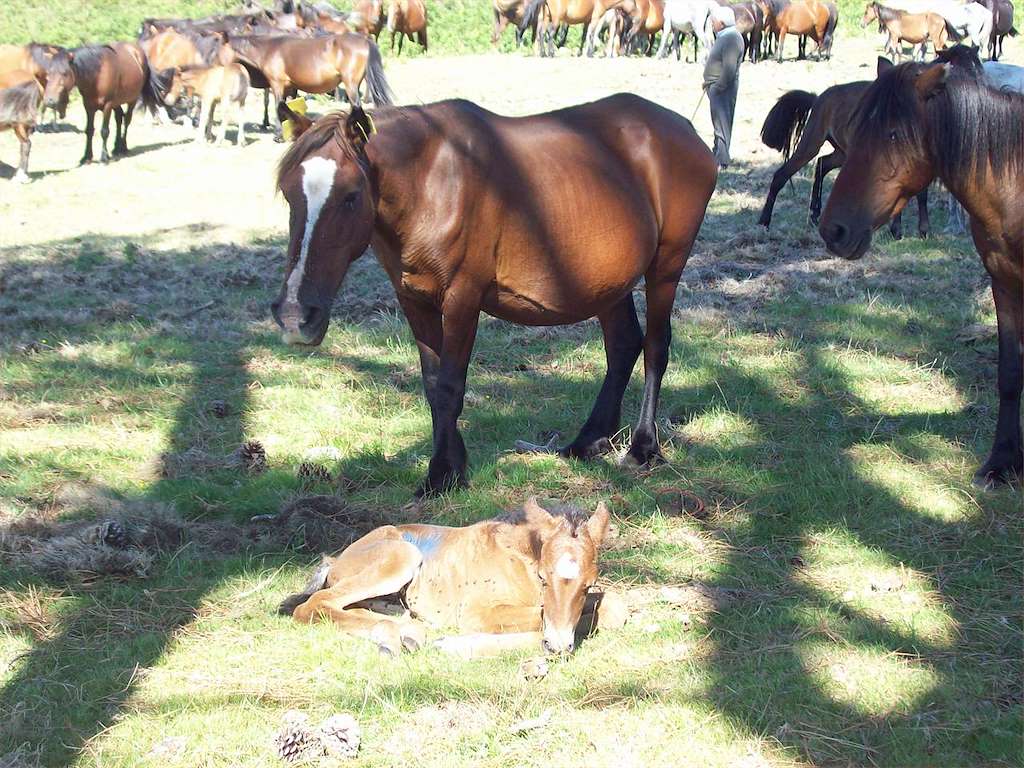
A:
[[1, 22, 1022, 768]]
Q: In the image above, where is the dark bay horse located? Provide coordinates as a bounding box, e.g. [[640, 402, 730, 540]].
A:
[[980, 0, 1016, 60], [757, 74, 929, 239], [819, 48, 1023, 487], [280, 498, 626, 656], [0, 70, 43, 183], [226, 33, 393, 137], [271, 95, 717, 496], [53, 43, 165, 164]]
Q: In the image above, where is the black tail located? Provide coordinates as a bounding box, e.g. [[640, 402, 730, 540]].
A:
[[364, 41, 394, 106], [277, 558, 332, 616], [945, 20, 965, 42], [139, 56, 171, 115], [760, 89, 816, 160], [1009, 26, 1018, 37], [519, 0, 545, 34], [0, 80, 42, 125]]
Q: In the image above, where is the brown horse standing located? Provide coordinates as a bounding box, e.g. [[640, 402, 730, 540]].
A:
[[64, 43, 165, 164], [0, 44, 76, 123], [164, 64, 250, 146], [861, 3, 947, 61], [774, 0, 829, 60], [820, 49, 1023, 487], [280, 498, 626, 656], [757, 78, 929, 238], [226, 33, 393, 137], [386, 0, 429, 54], [980, 0, 1016, 60], [523, 0, 597, 56], [0, 70, 43, 183], [271, 95, 717, 496]]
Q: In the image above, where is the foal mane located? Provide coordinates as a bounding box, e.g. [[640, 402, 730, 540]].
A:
[[856, 46, 1024, 185]]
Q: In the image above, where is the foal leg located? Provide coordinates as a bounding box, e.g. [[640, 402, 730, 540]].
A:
[[436, 604, 542, 658], [622, 265, 682, 467], [558, 295, 643, 460]]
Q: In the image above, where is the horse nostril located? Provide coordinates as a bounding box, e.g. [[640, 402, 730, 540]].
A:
[[542, 639, 554, 654], [301, 305, 321, 328], [824, 221, 847, 248]]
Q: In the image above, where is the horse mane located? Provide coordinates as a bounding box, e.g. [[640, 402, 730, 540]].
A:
[[276, 111, 360, 188], [874, 4, 901, 23], [856, 46, 1024, 184], [69, 45, 113, 81]]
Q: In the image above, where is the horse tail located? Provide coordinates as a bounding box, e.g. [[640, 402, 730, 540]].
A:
[[760, 89, 816, 160], [277, 558, 333, 616], [1009, 26, 1018, 36], [520, 0, 545, 33], [138, 54, 170, 114], [364, 41, 395, 106], [0, 79, 42, 125], [945, 20, 965, 42], [418, 25, 428, 50]]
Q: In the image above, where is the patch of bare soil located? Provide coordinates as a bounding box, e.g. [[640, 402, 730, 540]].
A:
[[0, 494, 407, 583]]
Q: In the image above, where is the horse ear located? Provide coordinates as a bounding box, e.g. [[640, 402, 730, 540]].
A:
[[344, 106, 375, 151], [915, 62, 949, 100], [876, 56, 893, 77], [586, 502, 610, 547]]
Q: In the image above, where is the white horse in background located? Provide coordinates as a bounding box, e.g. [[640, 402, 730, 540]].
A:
[[657, 0, 719, 62]]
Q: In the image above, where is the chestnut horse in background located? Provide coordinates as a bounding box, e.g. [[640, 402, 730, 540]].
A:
[[164, 64, 250, 146], [226, 33, 393, 137], [0, 44, 76, 123], [271, 94, 717, 496], [758, 73, 929, 238], [387, 0, 429, 54], [348, 0, 386, 38], [820, 48, 1023, 487], [0, 70, 43, 183], [61, 43, 166, 164], [280, 498, 626, 657], [861, 3, 948, 61], [774, 0, 829, 60]]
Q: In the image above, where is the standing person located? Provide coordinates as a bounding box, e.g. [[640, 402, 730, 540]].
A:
[[702, 6, 745, 168]]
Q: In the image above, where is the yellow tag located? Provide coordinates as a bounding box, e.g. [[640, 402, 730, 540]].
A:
[[281, 97, 307, 141]]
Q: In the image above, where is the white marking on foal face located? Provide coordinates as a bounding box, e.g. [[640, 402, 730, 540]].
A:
[[554, 553, 580, 580], [286, 156, 337, 304]]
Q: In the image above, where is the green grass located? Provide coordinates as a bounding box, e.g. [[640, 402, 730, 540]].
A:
[[0, 150, 1021, 767]]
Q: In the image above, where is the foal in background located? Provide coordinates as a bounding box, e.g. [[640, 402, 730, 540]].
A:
[[165, 64, 250, 146]]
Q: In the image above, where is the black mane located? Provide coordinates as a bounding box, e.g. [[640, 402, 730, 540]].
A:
[[855, 46, 1024, 184], [69, 45, 114, 82]]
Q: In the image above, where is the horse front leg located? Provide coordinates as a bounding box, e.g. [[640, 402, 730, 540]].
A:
[[974, 277, 1023, 487], [99, 105, 113, 163], [553, 294, 643, 460], [410, 293, 478, 497], [80, 107, 96, 165], [13, 124, 31, 183], [810, 149, 844, 225]]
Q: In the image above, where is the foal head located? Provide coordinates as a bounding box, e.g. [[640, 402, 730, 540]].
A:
[[819, 56, 946, 259], [273, 108, 377, 346], [537, 502, 610, 654]]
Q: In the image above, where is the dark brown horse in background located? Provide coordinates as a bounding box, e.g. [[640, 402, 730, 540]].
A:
[[270, 95, 717, 496], [819, 48, 1023, 487], [59, 43, 166, 164], [387, 0, 429, 53], [979, 0, 1016, 60], [0, 70, 43, 183], [757, 73, 929, 239]]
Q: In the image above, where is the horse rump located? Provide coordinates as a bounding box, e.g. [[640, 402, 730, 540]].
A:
[[519, 0, 546, 34], [365, 41, 395, 106], [277, 558, 333, 615], [0, 80, 42, 126], [760, 89, 816, 160]]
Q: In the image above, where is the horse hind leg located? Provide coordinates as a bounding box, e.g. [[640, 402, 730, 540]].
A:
[[758, 102, 830, 228], [13, 124, 31, 183], [551, 294, 643, 461], [810, 148, 844, 225], [112, 106, 125, 157], [99, 106, 113, 163], [80, 107, 96, 165], [915, 187, 929, 238]]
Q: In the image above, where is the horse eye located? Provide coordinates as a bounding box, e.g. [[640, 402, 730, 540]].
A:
[[889, 131, 898, 142], [342, 192, 358, 211]]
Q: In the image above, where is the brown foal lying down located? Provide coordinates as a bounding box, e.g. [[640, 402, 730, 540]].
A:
[[280, 499, 628, 657]]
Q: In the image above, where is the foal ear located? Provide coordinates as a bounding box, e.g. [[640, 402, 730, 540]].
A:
[[586, 502, 610, 547], [876, 56, 894, 77], [915, 62, 949, 100], [344, 106, 375, 152]]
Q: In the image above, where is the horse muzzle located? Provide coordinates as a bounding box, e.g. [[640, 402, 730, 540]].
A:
[[819, 219, 871, 261], [542, 625, 576, 655], [272, 300, 329, 346]]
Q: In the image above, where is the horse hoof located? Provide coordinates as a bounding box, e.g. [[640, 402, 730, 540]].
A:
[[972, 462, 1022, 490], [561, 436, 613, 461], [13, 171, 30, 185]]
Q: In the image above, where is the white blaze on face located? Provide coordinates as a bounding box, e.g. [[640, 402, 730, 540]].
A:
[[554, 553, 580, 581], [286, 156, 337, 304]]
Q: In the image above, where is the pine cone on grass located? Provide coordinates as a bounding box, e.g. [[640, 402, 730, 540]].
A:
[[274, 711, 322, 763], [235, 440, 268, 475], [298, 463, 332, 484], [101, 520, 130, 548]]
